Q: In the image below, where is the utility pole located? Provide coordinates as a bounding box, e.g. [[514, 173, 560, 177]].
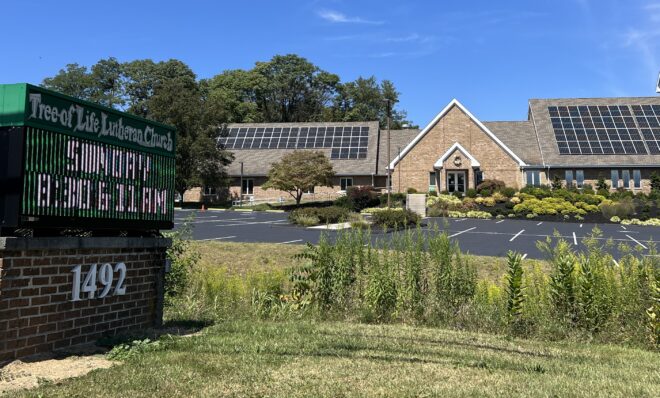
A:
[[239, 162, 244, 206], [385, 99, 392, 208]]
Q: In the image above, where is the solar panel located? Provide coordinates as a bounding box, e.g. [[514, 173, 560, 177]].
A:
[[218, 125, 370, 159], [549, 105, 656, 155]]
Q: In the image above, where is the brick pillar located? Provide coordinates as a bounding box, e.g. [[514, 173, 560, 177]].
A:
[[0, 237, 170, 363]]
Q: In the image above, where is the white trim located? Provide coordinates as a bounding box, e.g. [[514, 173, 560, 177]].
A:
[[433, 142, 481, 168], [388, 99, 526, 170]]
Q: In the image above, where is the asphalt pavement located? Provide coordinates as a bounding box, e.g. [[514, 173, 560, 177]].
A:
[[174, 209, 659, 260]]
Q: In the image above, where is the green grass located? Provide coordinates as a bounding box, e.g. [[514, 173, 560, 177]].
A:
[[10, 320, 659, 397]]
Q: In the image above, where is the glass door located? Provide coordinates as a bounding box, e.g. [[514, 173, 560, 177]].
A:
[[446, 171, 466, 193]]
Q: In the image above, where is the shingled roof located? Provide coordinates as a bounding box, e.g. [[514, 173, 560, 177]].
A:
[[223, 121, 380, 176], [482, 121, 543, 165], [528, 97, 660, 167]]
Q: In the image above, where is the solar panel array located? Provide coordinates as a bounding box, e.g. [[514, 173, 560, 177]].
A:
[[219, 126, 370, 159], [549, 105, 660, 155]]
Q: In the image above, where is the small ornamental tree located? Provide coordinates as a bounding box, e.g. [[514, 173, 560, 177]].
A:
[[263, 150, 335, 206]]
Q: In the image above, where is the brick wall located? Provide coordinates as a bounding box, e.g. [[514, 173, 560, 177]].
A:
[[0, 237, 169, 362], [392, 105, 523, 193]]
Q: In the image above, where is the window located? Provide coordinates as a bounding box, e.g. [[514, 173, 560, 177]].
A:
[[611, 170, 619, 189], [526, 170, 541, 187], [429, 172, 437, 190], [241, 178, 254, 195], [576, 170, 584, 188], [475, 170, 484, 187], [633, 169, 641, 189], [622, 170, 630, 189], [304, 186, 315, 194], [340, 177, 353, 191], [565, 170, 574, 187]]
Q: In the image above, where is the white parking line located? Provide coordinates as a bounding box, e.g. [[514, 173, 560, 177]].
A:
[[626, 234, 648, 249], [198, 236, 236, 241], [579, 224, 583, 228], [536, 222, 543, 226], [496, 220, 504, 224], [613, 259, 620, 267], [572, 232, 578, 245], [448, 227, 476, 238], [510, 230, 525, 242], [454, 218, 467, 222], [214, 220, 288, 227], [620, 225, 627, 230], [277, 239, 303, 245], [522, 253, 528, 260]]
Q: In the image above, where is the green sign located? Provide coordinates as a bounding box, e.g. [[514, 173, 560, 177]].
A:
[[0, 83, 176, 230], [0, 83, 175, 157]]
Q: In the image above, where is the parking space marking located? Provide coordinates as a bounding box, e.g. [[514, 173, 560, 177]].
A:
[[626, 234, 648, 249], [572, 232, 578, 245], [449, 227, 476, 238], [199, 236, 236, 241], [620, 225, 627, 230], [510, 229, 525, 242], [214, 220, 289, 227], [278, 239, 303, 244], [536, 222, 543, 226], [496, 220, 504, 224], [579, 224, 583, 228], [522, 253, 528, 260]]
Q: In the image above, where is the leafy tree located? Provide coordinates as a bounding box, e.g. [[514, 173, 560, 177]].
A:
[[262, 150, 335, 205], [650, 171, 660, 193], [88, 57, 125, 108], [42, 63, 93, 100]]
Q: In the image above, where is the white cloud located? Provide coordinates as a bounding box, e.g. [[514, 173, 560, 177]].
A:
[[317, 9, 384, 25]]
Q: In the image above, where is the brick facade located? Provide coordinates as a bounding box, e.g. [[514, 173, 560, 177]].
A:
[[392, 105, 523, 193], [0, 237, 169, 362]]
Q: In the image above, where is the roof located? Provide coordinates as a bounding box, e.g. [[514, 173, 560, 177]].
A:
[[433, 142, 480, 168], [376, 128, 420, 175], [224, 121, 381, 176], [483, 121, 543, 165], [528, 97, 660, 167], [388, 99, 527, 170]]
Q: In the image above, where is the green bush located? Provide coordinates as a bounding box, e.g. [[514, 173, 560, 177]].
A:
[[466, 188, 478, 198], [599, 198, 635, 220], [163, 218, 201, 306], [476, 179, 506, 193], [479, 189, 491, 196], [406, 187, 418, 194], [289, 206, 350, 225], [500, 187, 516, 198], [371, 208, 421, 228], [337, 186, 380, 211]]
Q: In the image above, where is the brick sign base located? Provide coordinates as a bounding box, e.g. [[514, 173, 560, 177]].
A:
[[0, 237, 170, 363]]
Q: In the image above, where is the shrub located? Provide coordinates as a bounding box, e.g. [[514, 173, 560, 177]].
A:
[[479, 189, 491, 196], [466, 210, 492, 219], [505, 252, 525, 333], [476, 179, 506, 193], [371, 208, 421, 228], [551, 175, 563, 190], [475, 196, 496, 207], [597, 188, 610, 198], [599, 198, 635, 220], [349, 213, 370, 229], [289, 206, 350, 225], [500, 187, 516, 198], [427, 190, 437, 197], [650, 171, 660, 192], [452, 191, 463, 199], [164, 218, 200, 305], [380, 192, 407, 207], [338, 186, 381, 211], [526, 213, 536, 219], [509, 196, 521, 205], [406, 187, 418, 194], [466, 188, 478, 198], [581, 184, 595, 195], [610, 216, 621, 223], [426, 193, 462, 207], [492, 192, 507, 203], [596, 176, 609, 191], [315, 206, 351, 223]]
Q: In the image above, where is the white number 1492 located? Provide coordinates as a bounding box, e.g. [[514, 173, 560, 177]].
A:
[[71, 263, 127, 301]]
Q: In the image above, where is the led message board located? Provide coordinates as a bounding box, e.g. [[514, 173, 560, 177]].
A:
[[0, 84, 176, 231]]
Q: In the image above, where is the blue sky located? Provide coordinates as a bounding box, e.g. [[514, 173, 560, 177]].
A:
[[2, 0, 659, 125]]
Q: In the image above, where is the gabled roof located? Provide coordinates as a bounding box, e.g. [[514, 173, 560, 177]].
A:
[[388, 99, 526, 170], [433, 142, 480, 168], [376, 128, 420, 175]]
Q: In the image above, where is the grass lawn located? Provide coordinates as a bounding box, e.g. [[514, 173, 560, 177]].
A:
[[9, 320, 659, 397]]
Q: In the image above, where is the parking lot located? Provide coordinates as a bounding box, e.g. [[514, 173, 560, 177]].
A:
[[174, 209, 659, 260]]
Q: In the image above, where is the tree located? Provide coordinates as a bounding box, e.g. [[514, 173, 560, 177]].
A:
[[41, 58, 233, 200], [262, 151, 335, 205], [42, 63, 93, 100]]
